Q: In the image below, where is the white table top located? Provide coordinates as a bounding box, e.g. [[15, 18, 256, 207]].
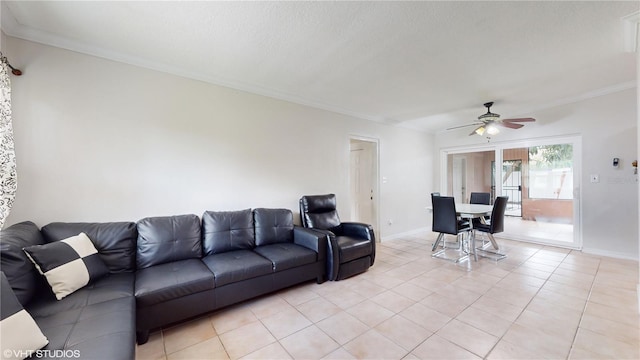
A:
[[426, 203, 493, 216], [455, 203, 493, 217]]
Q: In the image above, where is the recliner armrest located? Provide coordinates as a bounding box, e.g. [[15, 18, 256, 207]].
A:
[[340, 222, 375, 242], [293, 226, 328, 261], [340, 222, 376, 267]]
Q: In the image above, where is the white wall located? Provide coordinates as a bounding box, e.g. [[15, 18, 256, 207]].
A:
[[2, 36, 434, 240], [434, 88, 639, 259]]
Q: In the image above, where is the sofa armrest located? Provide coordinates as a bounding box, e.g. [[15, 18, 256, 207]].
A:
[[293, 227, 327, 262]]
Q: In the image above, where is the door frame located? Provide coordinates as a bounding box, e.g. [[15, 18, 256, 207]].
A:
[[349, 135, 380, 240], [440, 134, 582, 249]]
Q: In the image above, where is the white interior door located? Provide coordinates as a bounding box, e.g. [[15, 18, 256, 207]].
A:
[[452, 156, 467, 202], [349, 139, 378, 234]]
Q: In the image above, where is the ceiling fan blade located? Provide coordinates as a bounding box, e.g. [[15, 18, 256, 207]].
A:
[[503, 117, 535, 123], [446, 122, 483, 130], [498, 122, 524, 129]]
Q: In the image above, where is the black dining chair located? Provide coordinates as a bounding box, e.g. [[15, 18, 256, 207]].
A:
[[469, 191, 492, 246], [430, 192, 459, 250], [473, 196, 508, 260], [431, 196, 472, 262], [470, 192, 490, 205]]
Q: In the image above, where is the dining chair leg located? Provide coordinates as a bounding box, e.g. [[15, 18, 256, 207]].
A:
[[474, 233, 507, 260], [471, 230, 478, 261], [487, 234, 500, 250], [432, 233, 445, 251]]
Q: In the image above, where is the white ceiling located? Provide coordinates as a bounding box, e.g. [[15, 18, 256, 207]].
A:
[[1, 1, 638, 133]]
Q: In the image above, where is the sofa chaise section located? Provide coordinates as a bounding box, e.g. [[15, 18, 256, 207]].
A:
[[0, 221, 137, 360]]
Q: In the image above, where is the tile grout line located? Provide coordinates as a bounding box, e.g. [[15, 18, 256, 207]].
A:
[[565, 256, 601, 360]]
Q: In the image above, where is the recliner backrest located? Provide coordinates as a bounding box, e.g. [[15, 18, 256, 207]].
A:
[[299, 194, 341, 230], [202, 209, 255, 255], [490, 196, 509, 234], [254, 208, 294, 246], [432, 196, 459, 235]]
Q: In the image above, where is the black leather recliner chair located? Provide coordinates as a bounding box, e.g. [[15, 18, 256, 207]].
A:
[[299, 194, 375, 281]]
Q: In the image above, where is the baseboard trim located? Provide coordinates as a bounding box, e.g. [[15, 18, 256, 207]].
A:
[[381, 227, 430, 242], [581, 247, 639, 261]]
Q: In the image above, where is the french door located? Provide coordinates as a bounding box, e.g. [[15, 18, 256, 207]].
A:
[[441, 136, 582, 249]]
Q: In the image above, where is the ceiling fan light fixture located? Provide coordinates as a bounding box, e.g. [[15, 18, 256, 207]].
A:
[[474, 126, 486, 136], [486, 124, 500, 135]]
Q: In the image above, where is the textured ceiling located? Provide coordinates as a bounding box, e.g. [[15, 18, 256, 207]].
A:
[[1, 1, 638, 133]]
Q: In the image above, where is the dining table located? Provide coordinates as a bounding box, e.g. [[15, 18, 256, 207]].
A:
[[455, 203, 493, 220], [428, 202, 500, 261]]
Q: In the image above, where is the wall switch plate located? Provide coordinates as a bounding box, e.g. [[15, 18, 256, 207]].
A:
[[590, 174, 599, 183]]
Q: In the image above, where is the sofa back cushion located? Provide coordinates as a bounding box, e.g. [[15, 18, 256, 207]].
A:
[[0, 221, 46, 306], [136, 214, 202, 269], [41, 222, 138, 273], [202, 209, 254, 255], [254, 208, 294, 247]]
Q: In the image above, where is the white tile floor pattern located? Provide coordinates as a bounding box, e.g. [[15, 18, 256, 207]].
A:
[[136, 232, 640, 360]]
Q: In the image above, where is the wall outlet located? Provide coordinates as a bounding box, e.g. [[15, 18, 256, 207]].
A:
[[590, 174, 599, 183]]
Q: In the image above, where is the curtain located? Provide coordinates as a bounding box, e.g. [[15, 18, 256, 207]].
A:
[[0, 55, 16, 229]]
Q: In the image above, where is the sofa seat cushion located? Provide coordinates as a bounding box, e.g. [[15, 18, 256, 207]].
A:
[[202, 250, 273, 287], [254, 243, 317, 272], [336, 236, 373, 263], [27, 273, 134, 318], [135, 259, 215, 307], [33, 296, 135, 359]]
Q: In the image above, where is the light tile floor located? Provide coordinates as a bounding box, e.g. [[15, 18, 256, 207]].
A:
[[502, 217, 574, 244], [136, 232, 639, 360]]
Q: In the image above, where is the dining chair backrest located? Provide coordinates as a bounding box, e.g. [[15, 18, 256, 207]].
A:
[[431, 192, 440, 197], [432, 196, 458, 235], [470, 192, 491, 205], [489, 196, 509, 233]]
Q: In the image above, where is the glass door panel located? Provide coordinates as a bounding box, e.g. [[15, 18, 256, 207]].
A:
[[443, 137, 581, 248], [446, 150, 495, 202], [500, 143, 576, 246]]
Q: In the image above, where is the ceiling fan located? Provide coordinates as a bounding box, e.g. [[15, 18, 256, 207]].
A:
[[447, 102, 535, 137]]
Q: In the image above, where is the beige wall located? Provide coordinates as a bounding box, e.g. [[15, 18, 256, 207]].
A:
[[2, 36, 434, 240]]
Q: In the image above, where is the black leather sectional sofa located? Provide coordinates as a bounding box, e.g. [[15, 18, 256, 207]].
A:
[[0, 208, 326, 359]]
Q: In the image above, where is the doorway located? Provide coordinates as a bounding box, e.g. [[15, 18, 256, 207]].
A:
[[452, 155, 467, 202], [501, 159, 523, 217], [349, 137, 379, 237], [442, 136, 581, 249]]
